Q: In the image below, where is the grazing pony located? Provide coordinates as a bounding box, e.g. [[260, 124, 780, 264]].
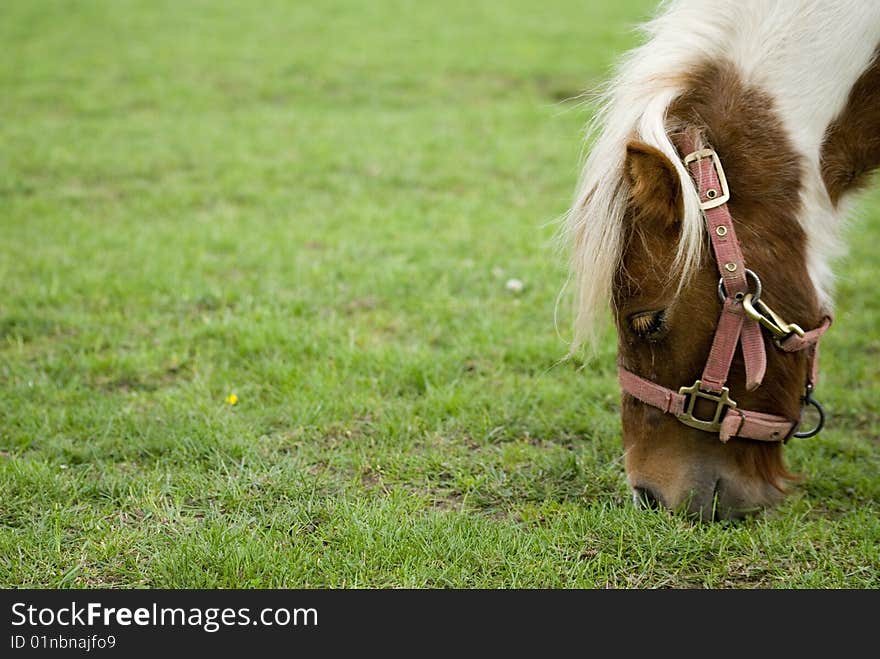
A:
[[566, 0, 880, 520]]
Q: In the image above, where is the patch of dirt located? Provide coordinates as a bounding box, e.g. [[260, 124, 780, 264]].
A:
[[344, 297, 380, 314]]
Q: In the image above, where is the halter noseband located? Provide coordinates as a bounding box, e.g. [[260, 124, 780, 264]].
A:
[[617, 137, 832, 443]]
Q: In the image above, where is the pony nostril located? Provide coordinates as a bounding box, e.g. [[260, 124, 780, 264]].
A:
[[634, 486, 662, 510]]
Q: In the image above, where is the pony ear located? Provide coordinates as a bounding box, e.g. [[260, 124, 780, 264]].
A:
[[624, 140, 683, 226]]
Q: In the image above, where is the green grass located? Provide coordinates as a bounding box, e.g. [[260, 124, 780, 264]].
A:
[[1, 0, 877, 589]]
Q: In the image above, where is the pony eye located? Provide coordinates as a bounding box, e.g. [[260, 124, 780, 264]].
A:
[[629, 310, 666, 338]]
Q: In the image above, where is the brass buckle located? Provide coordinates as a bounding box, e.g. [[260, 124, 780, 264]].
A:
[[683, 148, 730, 210], [742, 293, 805, 341], [677, 380, 737, 432]]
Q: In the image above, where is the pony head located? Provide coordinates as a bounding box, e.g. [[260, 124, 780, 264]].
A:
[[565, 1, 880, 520]]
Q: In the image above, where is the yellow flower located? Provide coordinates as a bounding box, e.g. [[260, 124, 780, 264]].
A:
[[226, 393, 239, 406]]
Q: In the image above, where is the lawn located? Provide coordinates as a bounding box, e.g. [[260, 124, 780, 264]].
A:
[[1, 0, 877, 588]]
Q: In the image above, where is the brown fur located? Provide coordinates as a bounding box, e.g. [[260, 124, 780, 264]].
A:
[[821, 50, 880, 205], [614, 60, 826, 518]]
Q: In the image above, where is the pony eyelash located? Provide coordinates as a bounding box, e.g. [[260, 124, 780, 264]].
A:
[[630, 309, 666, 337]]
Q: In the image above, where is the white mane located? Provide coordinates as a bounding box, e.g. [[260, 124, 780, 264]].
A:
[[565, 0, 880, 348]]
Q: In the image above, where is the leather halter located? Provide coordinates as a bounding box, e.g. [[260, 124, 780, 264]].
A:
[[617, 136, 832, 443]]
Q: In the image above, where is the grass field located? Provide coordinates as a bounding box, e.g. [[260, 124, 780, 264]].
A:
[[1, 0, 877, 588]]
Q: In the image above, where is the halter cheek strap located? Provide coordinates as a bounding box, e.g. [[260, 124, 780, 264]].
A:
[[617, 137, 832, 443], [686, 147, 767, 393]]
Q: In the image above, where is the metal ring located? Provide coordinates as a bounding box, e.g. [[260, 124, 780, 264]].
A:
[[717, 268, 762, 303], [793, 389, 825, 439]]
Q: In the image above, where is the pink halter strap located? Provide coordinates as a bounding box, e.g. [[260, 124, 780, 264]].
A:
[[617, 135, 832, 443]]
